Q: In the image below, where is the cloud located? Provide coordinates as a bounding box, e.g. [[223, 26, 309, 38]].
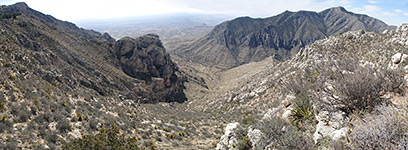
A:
[[382, 12, 396, 16], [368, 0, 377, 4], [161, 0, 356, 17], [3, 0, 357, 21], [395, 9, 403, 13], [404, 13, 408, 16], [363, 5, 380, 13]]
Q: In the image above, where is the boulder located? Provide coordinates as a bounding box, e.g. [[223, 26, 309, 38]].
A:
[[216, 122, 240, 150], [391, 53, 408, 64], [247, 127, 263, 148], [115, 34, 186, 103], [313, 111, 348, 143]]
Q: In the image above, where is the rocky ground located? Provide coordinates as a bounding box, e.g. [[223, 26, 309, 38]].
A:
[[1, 2, 408, 150], [214, 24, 408, 150]]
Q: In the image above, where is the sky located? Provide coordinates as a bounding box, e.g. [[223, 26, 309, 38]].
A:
[[0, 0, 407, 25]]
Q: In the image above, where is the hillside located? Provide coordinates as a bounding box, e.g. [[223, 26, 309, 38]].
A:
[[1, 2, 408, 150], [173, 7, 395, 68], [213, 24, 408, 149], [0, 2, 220, 149]]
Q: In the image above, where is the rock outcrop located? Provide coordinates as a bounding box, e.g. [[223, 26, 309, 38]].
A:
[[216, 122, 240, 150], [115, 34, 186, 103]]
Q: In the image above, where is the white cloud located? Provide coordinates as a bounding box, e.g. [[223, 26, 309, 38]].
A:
[[368, 0, 377, 4], [363, 5, 380, 13], [395, 9, 403, 13], [9, 0, 182, 21], [382, 12, 396, 16], [1, 0, 359, 21], [404, 13, 408, 16]]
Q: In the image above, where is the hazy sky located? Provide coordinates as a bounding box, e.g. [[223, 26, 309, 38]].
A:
[[1, 0, 407, 25]]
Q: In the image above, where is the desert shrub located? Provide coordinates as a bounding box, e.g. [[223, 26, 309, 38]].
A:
[[6, 140, 17, 150], [284, 73, 315, 129], [89, 118, 99, 130], [348, 105, 408, 149], [231, 126, 252, 150], [46, 133, 59, 144], [236, 135, 252, 150], [62, 125, 139, 150], [328, 60, 388, 114], [10, 104, 30, 123], [0, 12, 21, 19], [290, 98, 314, 129], [56, 118, 71, 133], [292, 58, 405, 115], [255, 117, 313, 150], [240, 117, 256, 125], [0, 102, 4, 112], [0, 120, 13, 133]]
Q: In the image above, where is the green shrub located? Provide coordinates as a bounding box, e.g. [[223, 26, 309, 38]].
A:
[[0, 102, 4, 112], [166, 133, 175, 139], [240, 117, 256, 125], [56, 118, 71, 133], [0, 120, 13, 133], [236, 135, 252, 150], [285, 73, 315, 129], [255, 117, 313, 150], [230, 125, 252, 150], [62, 125, 139, 150], [0, 12, 21, 19], [290, 97, 315, 129], [178, 131, 186, 137], [11, 105, 30, 123], [89, 118, 99, 130]]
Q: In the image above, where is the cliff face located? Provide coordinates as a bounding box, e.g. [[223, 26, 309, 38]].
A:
[[116, 34, 186, 103], [173, 7, 395, 68]]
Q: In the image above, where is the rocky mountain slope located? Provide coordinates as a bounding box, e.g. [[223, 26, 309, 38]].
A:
[[0, 2, 215, 149], [173, 7, 395, 68], [0, 2, 185, 104], [213, 24, 408, 149], [1, 2, 407, 150]]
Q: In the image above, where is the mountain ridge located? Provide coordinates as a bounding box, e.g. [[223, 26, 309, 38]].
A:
[[0, 2, 186, 103], [173, 6, 395, 68]]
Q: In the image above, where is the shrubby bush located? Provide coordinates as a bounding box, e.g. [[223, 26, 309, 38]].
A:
[[231, 126, 252, 150], [287, 58, 405, 115], [284, 73, 315, 129], [62, 125, 139, 150], [254, 117, 313, 150], [56, 118, 71, 133], [327, 59, 404, 114], [0, 120, 13, 133], [348, 105, 408, 149], [0, 12, 21, 19]]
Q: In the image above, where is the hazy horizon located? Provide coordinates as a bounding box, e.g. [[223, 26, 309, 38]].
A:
[[1, 0, 407, 25]]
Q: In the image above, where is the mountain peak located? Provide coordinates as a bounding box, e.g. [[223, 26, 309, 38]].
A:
[[175, 7, 393, 68], [13, 2, 29, 8], [9, 2, 30, 12], [325, 6, 347, 13]]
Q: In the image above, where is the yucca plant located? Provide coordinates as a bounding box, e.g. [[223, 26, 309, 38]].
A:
[[290, 94, 315, 129]]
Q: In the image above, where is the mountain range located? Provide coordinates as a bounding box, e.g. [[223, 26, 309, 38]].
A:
[[173, 7, 395, 68], [1, 2, 407, 149]]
